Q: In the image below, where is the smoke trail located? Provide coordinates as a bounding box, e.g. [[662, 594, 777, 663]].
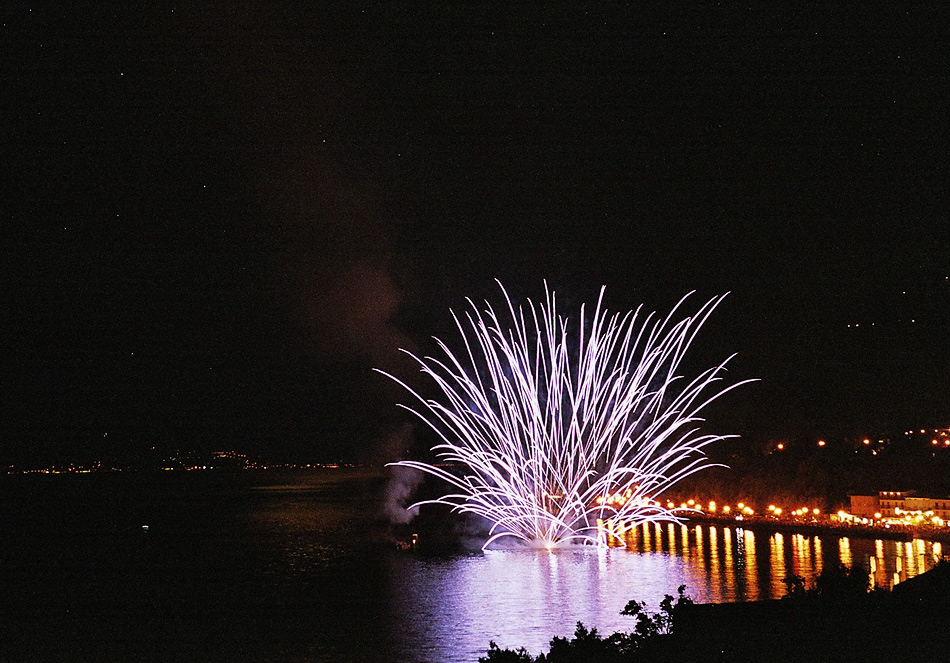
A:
[[382, 464, 424, 525]]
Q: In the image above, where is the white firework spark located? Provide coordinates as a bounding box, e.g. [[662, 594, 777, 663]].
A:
[[378, 282, 752, 549]]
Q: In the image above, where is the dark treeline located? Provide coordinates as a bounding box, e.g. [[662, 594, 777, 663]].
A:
[[481, 561, 950, 662]]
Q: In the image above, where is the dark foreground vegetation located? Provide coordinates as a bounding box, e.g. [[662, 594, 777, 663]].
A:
[[481, 561, 950, 662]]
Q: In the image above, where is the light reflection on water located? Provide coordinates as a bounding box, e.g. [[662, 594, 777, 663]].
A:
[[615, 521, 941, 598], [228, 472, 945, 662], [18, 470, 944, 662], [25, 470, 931, 663], [389, 522, 943, 662]]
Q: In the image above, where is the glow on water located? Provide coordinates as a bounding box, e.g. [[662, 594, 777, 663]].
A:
[[388, 523, 942, 663]]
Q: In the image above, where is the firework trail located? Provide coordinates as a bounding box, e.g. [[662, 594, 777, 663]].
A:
[[378, 282, 752, 548]]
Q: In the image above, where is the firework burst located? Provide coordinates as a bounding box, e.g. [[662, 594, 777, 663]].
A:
[[378, 283, 751, 548]]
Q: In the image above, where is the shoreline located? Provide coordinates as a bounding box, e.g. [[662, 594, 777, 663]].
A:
[[687, 513, 950, 544]]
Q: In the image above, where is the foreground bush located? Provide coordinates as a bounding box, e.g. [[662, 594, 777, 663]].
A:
[[479, 586, 692, 663]]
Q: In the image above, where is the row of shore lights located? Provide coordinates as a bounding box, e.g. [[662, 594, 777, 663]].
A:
[[663, 499, 821, 519], [597, 493, 824, 520], [666, 499, 822, 519]]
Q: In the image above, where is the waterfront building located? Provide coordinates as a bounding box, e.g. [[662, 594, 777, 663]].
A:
[[849, 491, 950, 521], [849, 494, 882, 517]]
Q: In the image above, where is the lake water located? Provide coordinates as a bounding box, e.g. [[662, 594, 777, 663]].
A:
[[0, 468, 941, 662]]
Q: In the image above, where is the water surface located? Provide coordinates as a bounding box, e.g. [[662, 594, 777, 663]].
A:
[[0, 469, 939, 662]]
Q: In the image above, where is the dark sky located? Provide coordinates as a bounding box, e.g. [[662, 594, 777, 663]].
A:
[[4, 4, 948, 463]]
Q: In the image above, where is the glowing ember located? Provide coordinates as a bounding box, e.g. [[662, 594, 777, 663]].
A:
[[378, 282, 751, 548]]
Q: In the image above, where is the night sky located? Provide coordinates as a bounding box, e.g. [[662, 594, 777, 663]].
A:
[[4, 4, 948, 463]]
